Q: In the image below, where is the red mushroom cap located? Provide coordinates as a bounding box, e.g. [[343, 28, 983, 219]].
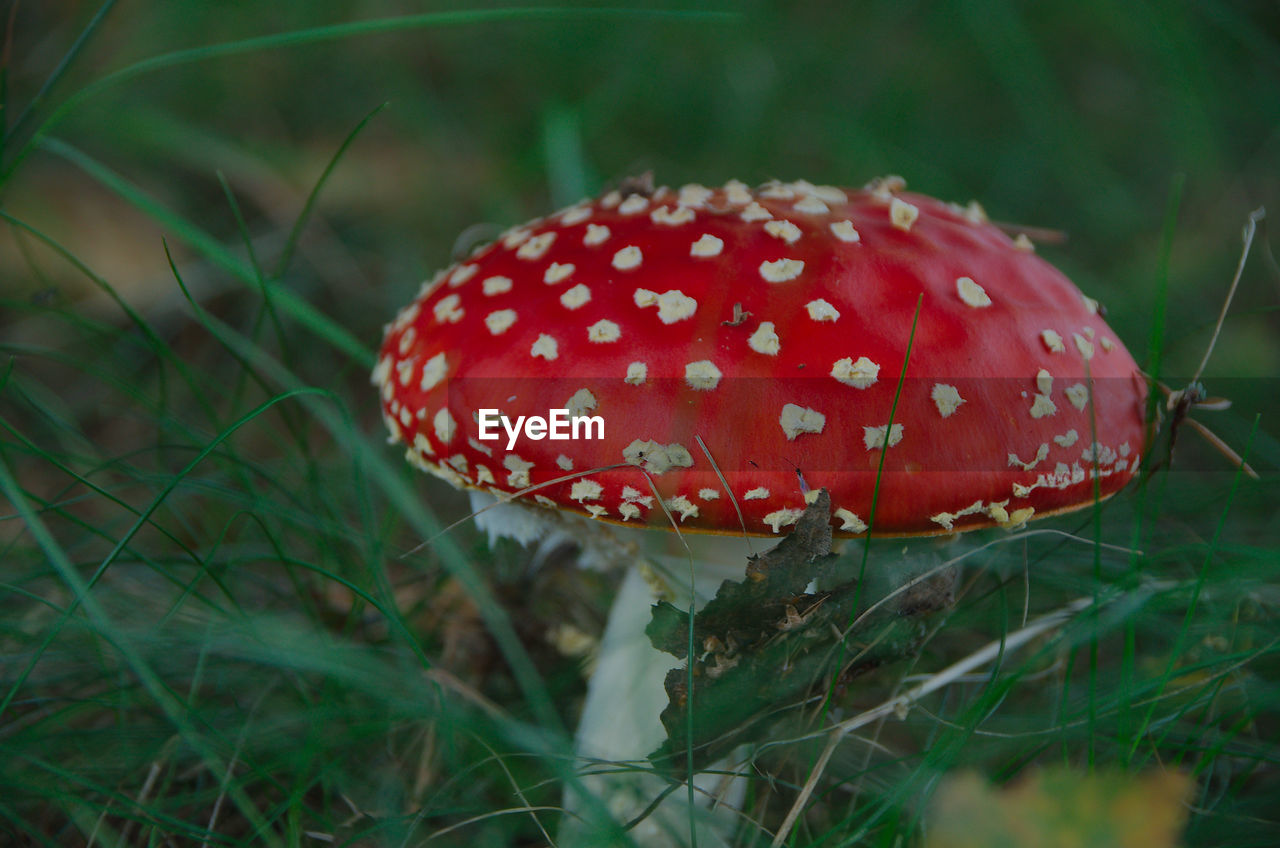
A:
[[373, 177, 1147, 537]]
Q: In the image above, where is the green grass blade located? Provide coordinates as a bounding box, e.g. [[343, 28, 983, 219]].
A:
[[2, 0, 119, 148], [274, 101, 387, 280], [41, 137, 375, 367]]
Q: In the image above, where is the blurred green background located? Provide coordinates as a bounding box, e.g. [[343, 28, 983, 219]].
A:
[[2, 1, 1278, 845], [6, 1, 1279, 377]]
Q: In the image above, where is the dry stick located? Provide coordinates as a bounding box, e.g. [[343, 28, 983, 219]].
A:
[[771, 593, 1095, 847], [1165, 207, 1265, 480], [1190, 207, 1265, 385]]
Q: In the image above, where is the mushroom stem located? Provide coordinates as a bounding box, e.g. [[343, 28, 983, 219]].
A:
[[561, 537, 754, 846]]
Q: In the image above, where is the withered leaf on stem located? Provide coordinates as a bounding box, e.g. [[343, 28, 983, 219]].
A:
[[646, 490, 950, 774]]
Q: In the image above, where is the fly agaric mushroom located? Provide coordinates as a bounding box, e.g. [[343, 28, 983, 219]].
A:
[[373, 176, 1148, 842], [374, 177, 1146, 539]]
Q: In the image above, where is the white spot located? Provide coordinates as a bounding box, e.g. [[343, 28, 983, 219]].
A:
[[534, 494, 557, 508], [516, 231, 556, 260], [805, 299, 841, 322], [584, 504, 607, 519], [449, 264, 478, 287], [397, 327, 417, 357], [1065, 383, 1090, 411], [560, 284, 591, 310], [391, 300, 421, 332], [588, 320, 621, 343], [793, 195, 829, 215], [863, 423, 904, 450], [656, 290, 698, 324], [484, 309, 517, 335], [501, 227, 532, 249], [678, 184, 713, 206], [834, 509, 867, 534], [475, 465, 495, 485], [625, 361, 647, 385], [780, 403, 826, 440], [748, 321, 781, 355], [889, 197, 919, 230], [412, 432, 435, 457], [433, 408, 457, 444], [964, 200, 988, 223], [618, 502, 641, 521], [685, 360, 722, 390], [1099, 336, 1115, 352], [433, 293, 464, 324], [371, 354, 391, 388], [503, 454, 534, 489], [740, 202, 772, 222], [1081, 294, 1100, 314], [623, 440, 694, 474], [612, 246, 643, 270], [764, 220, 802, 243], [743, 487, 770, 501], [618, 194, 649, 215], [698, 488, 721, 501], [667, 495, 699, 522], [759, 258, 804, 282], [584, 223, 611, 246], [804, 489, 821, 505], [559, 204, 592, 226], [399, 407, 412, 428], [1029, 393, 1058, 418], [1054, 429, 1079, 448], [565, 388, 597, 418], [395, 358, 414, 387], [651, 205, 696, 225], [556, 454, 574, 471], [633, 288, 658, 308], [866, 174, 907, 198], [543, 262, 575, 284], [531, 334, 559, 360], [445, 453, 469, 474], [1012, 233, 1035, 252], [1036, 369, 1053, 395], [956, 276, 992, 308], [690, 233, 724, 257], [1041, 329, 1066, 353], [1073, 333, 1095, 360], [468, 437, 493, 457], [570, 479, 604, 503], [830, 220, 861, 242], [482, 276, 513, 296], [620, 485, 653, 506], [931, 383, 965, 417], [414, 274, 444, 303], [1008, 443, 1050, 471], [805, 183, 849, 204], [599, 190, 621, 208], [831, 356, 880, 389], [760, 182, 795, 200], [723, 179, 752, 205], [763, 508, 803, 533], [929, 499, 987, 531]]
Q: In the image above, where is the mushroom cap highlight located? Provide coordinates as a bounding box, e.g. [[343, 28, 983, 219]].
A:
[[373, 178, 1147, 537]]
